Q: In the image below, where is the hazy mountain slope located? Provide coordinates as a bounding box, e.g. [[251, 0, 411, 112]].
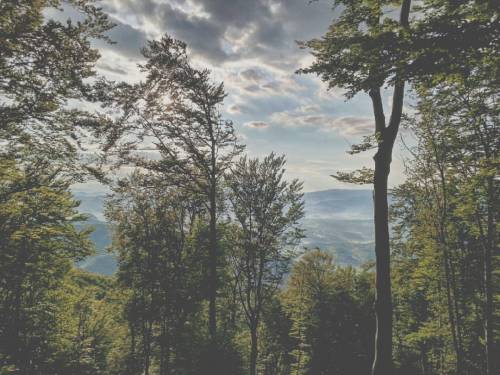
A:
[[73, 192, 116, 275], [301, 189, 374, 266], [73, 189, 375, 275], [74, 191, 107, 221]]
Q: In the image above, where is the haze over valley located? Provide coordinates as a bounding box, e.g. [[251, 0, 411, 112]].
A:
[[75, 189, 375, 275]]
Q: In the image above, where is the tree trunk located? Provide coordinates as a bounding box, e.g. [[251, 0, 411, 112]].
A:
[[250, 322, 259, 375], [371, 143, 394, 375], [442, 244, 464, 374], [208, 185, 217, 342], [484, 244, 493, 375], [160, 319, 170, 375], [484, 176, 495, 375], [369, 3, 410, 373], [129, 322, 137, 375]]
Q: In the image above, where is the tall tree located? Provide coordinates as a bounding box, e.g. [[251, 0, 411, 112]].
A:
[[104, 36, 243, 346], [226, 154, 304, 375], [392, 78, 499, 374], [300, 0, 498, 372], [300, 2, 412, 371]]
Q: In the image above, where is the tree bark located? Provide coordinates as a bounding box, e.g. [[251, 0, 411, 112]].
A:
[[371, 140, 394, 375], [369, 2, 410, 374], [442, 243, 464, 374], [484, 176, 495, 375], [208, 183, 217, 342], [250, 321, 259, 375]]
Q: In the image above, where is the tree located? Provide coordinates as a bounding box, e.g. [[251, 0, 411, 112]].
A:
[[0, 156, 93, 373], [259, 297, 295, 375], [0, 0, 113, 174], [391, 77, 499, 374], [106, 171, 209, 375], [226, 154, 304, 375], [104, 36, 243, 346], [300, 0, 498, 372], [414, 80, 499, 375], [53, 268, 121, 375], [281, 250, 375, 375]]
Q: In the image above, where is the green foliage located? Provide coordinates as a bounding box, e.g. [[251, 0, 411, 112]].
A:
[[332, 166, 374, 185], [391, 76, 499, 374], [102, 34, 243, 188], [0, 0, 113, 173], [105, 171, 216, 374], [226, 153, 305, 374], [279, 250, 375, 375], [0, 157, 95, 373], [0, 3, 497, 375], [300, 0, 498, 98]]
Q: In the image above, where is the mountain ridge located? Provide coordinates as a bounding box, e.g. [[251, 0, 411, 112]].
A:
[[74, 189, 375, 275]]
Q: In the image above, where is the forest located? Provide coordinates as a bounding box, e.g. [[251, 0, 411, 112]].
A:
[[0, 1, 498, 375]]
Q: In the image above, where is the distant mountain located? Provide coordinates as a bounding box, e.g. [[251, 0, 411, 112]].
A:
[[74, 191, 108, 221], [73, 189, 375, 275], [73, 192, 116, 275], [301, 189, 374, 266]]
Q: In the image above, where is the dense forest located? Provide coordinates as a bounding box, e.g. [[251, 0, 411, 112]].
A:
[[0, 1, 498, 375]]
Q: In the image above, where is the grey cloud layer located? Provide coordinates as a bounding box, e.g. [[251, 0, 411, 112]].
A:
[[101, 0, 334, 67]]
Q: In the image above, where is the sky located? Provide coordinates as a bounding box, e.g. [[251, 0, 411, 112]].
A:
[[74, 0, 410, 193]]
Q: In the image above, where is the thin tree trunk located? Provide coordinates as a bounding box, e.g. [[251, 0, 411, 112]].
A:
[[160, 319, 170, 375], [208, 184, 217, 341], [143, 323, 151, 375], [432, 144, 465, 374], [250, 321, 259, 375], [442, 243, 464, 374], [129, 322, 137, 375], [484, 176, 495, 375]]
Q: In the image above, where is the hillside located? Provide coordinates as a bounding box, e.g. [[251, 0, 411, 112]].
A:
[[74, 189, 375, 275], [302, 189, 374, 265]]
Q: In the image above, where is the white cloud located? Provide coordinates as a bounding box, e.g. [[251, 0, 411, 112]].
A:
[[270, 108, 374, 137], [244, 121, 269, 129]]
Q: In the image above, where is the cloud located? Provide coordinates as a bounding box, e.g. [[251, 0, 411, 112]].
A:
[[227, 104, 249, 114], [103, 0, 229, 62], [100, 20, 148, 59], [244, 121, 269, 129], [240, 68, 266, 83], [298, 104, 321, 113], [270, 108, 374, 137], [328, 117, 374, 136], [100, 0, 334, 70], [225, 66, 306, 101], [82, 0, 396, 194]]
